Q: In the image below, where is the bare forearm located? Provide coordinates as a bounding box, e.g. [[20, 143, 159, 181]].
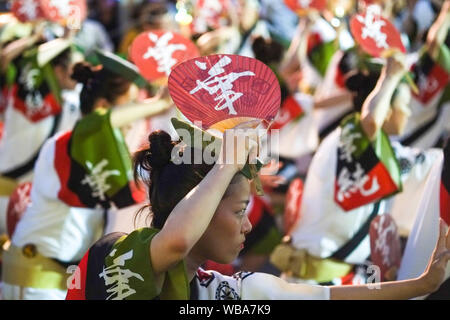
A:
[[110, 98, 172, 128], [330, 277, 428, 300], [0, 35, 40, 71], [314, 91, 353, 109], [360, 70, 403, 139], [280, 20, 308, 74]]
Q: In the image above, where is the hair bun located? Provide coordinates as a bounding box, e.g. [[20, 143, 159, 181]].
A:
[[252, 36, 283, 65], [71, 62, 96, 85], [147, 130, 175, 169]]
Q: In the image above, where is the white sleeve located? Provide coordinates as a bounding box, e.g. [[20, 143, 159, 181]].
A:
[[241, 272, 330, 300]]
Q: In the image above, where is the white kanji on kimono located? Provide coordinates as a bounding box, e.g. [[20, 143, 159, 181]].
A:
[[49, 0, 72, 17], [356, 5, 388, 49], [18, 0, 39, 20], [19, 63, 39, 91], [143, 32, 187, 76], [338, 123, 362, 163], [99, 249, 145, 300], [336, 163, 380, 202], [372, 215, 397, 265], [19, 63, 50, 116], [189, 56, 255, 115], [81, 159, 120, 201]]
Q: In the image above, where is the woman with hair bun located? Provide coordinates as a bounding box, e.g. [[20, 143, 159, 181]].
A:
[[65, 120, 450, 300], [1, 53, 173, 300]]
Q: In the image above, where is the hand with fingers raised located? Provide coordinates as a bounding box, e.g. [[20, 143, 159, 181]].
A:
[[420, 219, 450, 294]]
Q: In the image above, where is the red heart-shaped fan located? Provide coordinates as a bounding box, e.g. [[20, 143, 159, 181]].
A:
[[40, 0, 87, 26], [369, 214, 402, 281], [350, 5, 405, 57], [284, 0, 327, 14], [130, 30, 199, 82], [11, 0, 44, 22], [169, 54, 281, 130]]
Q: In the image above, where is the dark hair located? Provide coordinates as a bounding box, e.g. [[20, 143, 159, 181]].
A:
[[252, 36, 285, 66], [339, 51, 381, 112], [133, 130, 244, 229], [51, 48, 72, 70], [71, 62, 132, 115], [134, 1, 168, 29]]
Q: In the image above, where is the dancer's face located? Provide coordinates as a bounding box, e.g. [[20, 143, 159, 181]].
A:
[[191, 177, 252, 264]]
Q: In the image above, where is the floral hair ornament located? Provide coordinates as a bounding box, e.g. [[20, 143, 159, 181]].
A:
[[168, 54, 281, 194], [130, 30, 199, 85], [350, 4, 419, 94]]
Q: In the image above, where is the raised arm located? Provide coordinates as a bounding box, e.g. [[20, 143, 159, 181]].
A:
[[0, 22, 45, 72], [360, 54, 407, 140], [279, 16, 314, 84], [426, 0, 450, 62], [109, 97, 173, 128], [149, 123, 259, 276], [330, 219, 450, 300], [110, 87, 173, 128]]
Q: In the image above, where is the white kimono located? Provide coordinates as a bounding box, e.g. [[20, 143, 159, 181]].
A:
[[194, 268, 330, 300], [286, 127, 440, 284]]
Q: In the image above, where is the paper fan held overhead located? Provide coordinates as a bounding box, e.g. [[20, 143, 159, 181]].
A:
[[168, 54, 281, 131], [349, 5, 420, 93], [40, 0, 87, 28], [11, 0, 44, 23], [130, 30, 200, 84], [284, 0, 327, 16], [350, 5, 405, 58]]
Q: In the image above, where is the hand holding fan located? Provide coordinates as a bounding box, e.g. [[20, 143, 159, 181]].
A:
[[168, 54, 280, 195], [350, 5, 418, 93], [130, 30, 199, 84], [171, 117, 265, 194], [284, 0, 327, 16]]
